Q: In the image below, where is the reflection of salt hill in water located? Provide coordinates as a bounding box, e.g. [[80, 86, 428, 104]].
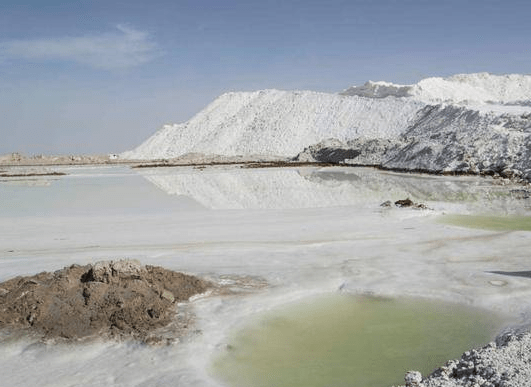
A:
[[138, 167, 527, 211], [122, 90, 423, 160], [141, 167, 369, 209], [303, 170, 530, 213]]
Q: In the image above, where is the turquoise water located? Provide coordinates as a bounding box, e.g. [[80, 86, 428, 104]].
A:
[[213, 294, 504, 387], [440, 214, 531, 231]]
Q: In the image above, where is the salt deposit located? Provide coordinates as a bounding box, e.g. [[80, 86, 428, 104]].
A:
[[400, 331, 531, 387], [120, 73, 531, 183], [383, 105, 531, 179], [297, 106, 531, 181], [341, 73, 531, 105], [121, 90, 423, 160]]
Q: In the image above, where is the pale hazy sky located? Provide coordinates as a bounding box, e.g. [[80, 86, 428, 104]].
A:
[[1, 0, 530, 155]]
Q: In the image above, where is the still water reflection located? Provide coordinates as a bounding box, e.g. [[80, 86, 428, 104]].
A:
[[213, 294, 505, 387]]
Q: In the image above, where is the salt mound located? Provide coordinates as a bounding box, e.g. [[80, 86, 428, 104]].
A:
[[121, 73, 531, 173], [0, 260, 209, 343], [341, 73, 531, 105], [120, 90, 423, 160]]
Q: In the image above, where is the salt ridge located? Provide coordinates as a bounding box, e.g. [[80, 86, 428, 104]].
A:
[[341, 72, 531, 104]]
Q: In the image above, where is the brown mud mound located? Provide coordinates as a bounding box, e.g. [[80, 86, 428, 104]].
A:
[[380, 198, 429, 209], [0, 260, 210, 343]]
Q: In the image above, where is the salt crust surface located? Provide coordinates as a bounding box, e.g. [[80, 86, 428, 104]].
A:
[[1, 166, 531, 387]]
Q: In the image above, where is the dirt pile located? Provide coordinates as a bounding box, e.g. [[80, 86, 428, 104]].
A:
[[0, 260, 210, 343]]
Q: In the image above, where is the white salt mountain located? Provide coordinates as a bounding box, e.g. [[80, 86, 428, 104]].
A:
[[121, 90, 423, 160], [122, 73, 531, 181]]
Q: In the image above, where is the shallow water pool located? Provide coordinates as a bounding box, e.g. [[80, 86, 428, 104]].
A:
[[213, 294, 505, 387], [440, 214, 531, 231]]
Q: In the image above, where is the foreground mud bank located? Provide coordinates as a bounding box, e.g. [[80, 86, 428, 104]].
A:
[[0, 260, 210, 343]]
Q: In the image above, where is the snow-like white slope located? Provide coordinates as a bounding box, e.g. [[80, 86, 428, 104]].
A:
[[121, 90, 423, 160], [122, 73, 531, 174], [341, 73, 531, 105]]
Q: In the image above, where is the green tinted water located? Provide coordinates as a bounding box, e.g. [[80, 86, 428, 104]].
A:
[[213, 294, 504, 387], [440, 215, 531, 231]]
